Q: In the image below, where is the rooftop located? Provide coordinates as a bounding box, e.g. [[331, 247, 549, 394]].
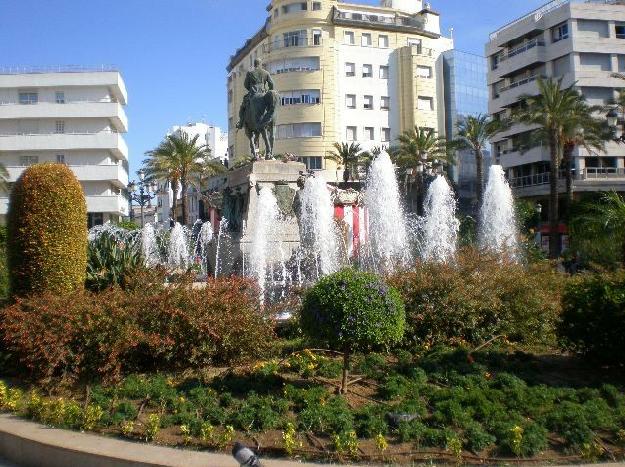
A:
[[0, 65, 119, 75]]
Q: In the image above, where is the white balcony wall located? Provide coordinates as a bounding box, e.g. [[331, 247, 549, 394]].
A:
[[86, 195, 128, 215], [0, 133, 128, 159]]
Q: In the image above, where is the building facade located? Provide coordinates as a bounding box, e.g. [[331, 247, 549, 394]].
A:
[[442, 49, 491, 212], [0, 67, 129, 227], [227, 0, 453, 182], [486, 0, 625, 201], [155, 122, 228, 225]]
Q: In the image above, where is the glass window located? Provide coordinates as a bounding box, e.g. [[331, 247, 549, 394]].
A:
[[364, 95, 373, 109], [346, 126, 357, 141], [276, 122, 322, 139], [346, 94, 356, 108], [312, 2, 322, 11], [362, 64, 373, 78], [298, 156, 323, 170], [313, 29, 322, 46], [361, 33, 372, 46], [417, 65, 432, 78], [381, 128, 391, 142], [417, 96, 433, 111], [345, 62, 355, 77], [19, 155, 39, 166], [281, 89, 321, 105], [18, 92, 38, 105], [616, 24, 625, 39], [56, 154, 66, 164], [552, 22, 569, 42], [344, 31, 355, 45], [381, 96, 390, 110], [284, 30, 307, 47], [380, 65, 389, 79], [55, 120, 65, 134], [365, 127, 374, 140], [268, 56, 320, 74], [55, 91, 65, 104], [379, 35, 389, 48]]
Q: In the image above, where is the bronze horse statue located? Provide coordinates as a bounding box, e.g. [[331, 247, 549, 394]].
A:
[[237, 59, 280, 161]]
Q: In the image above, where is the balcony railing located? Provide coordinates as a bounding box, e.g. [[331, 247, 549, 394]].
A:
[[0, 130, 120, 137], [0, 65, 118, 75], [499, 39, 546, 62], [263, 38, 321, 53], [333, 8, 426, 31], [0, 98, 120, 106], [509, 168, 625, 188], [500, 74, 544, 93]]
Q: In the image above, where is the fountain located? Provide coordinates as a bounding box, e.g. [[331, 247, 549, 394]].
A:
[[421, 175, 459, 263], [141, 223, 160, 266], [167, 222, 189, 270], [196, 222, 214, 275], [298, 175, 341, 278], [364, 151, 410, 272], [479, 165, 520, 260]]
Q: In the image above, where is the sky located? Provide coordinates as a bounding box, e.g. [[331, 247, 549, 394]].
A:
[[0, 0, 547, 176]]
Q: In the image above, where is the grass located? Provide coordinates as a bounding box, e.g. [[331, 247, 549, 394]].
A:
[[1, 345, 625, 464]]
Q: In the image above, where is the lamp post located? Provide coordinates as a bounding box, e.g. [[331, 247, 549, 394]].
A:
[[128, 169, 158, 228], [607, 108, 625, 143]]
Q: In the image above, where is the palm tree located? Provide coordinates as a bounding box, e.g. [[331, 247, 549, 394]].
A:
[[0, 163, 9, 194], [571, 191, 625, 267], [143, 132, 213, 225], [452, 114, 508, 206], [325, 142, 365, 187], [512, 78, 593, 259]]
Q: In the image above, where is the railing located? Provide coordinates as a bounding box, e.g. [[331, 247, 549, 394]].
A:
[[0, 99, 120, 106], [500, 75, 543, 92], [582, 167, 625, 178], [262, 38, 321, 53], [490, 0, 625, 40], [334, 8, 425, 31], [499, 39, 546, 62], [510, 172, 552, 188], [0, 130, 120, 137], [509, 167, 625, 188], [0, 65, 118, 75]]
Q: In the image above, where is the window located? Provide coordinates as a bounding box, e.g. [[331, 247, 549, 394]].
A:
[[345, 62, 355, 77], [417, 65, 432, 78], [346, 94, 356, 108], [362, 64, 373, 78], [379, 35, 389, 48], [365, 127, 374, 140], [552, 22, 569, 42], [281, 90, 321, 105], [346, 126, 357, 141], [417, 96, 433, 111], [276, 122, 322, 139], [228, 89, 233, 103], [313, 29, 322, 45], [364, 95, 373, 110], [282, 2, 307, 14], [268, 56, 320, 74], [344, 31, 355, 45], [19, 156, 39, 166], [312, 2, 322, 11], [18, 92, 38, 105], [56, 154, 66, 164], [381, 128, 391, 142], [381, 96, 390, 110], [617, 24, 625, 39], [284, 30, 307, 47], [55, 91, 65, 104], [55, 120, 65, 134], [380, 65, 389, 79], [274, 9, 279, 18], [88, 213, 104, 229], [298, 156, 323, 170], [362, 33, 372, 46]]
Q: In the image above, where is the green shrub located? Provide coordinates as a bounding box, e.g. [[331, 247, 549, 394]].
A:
[[0, 274, 274, 384], [389, 249, 563, 348], [86, 232, 145, 291], [559, 271, 625, 364], [7, 163, 87, 296], [0, 226, 8, 300], [301, 268, 405, 393]]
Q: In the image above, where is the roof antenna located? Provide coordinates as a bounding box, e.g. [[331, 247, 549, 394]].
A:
[[449, 27, 454, 40]]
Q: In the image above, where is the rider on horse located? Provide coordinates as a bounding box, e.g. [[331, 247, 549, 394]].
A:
[[237, 58, 274, 130]]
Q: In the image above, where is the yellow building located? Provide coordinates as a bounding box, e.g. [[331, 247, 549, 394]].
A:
[[227, 0, 453, 181]]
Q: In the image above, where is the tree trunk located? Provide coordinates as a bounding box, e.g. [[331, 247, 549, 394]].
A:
[[181, 182, 188, 226], [341, 348, 350, 394], [548, 134, 560, 260], [476, 148, 484, 211], [171, 184, 179, 226], [563, 143, 574, 218]]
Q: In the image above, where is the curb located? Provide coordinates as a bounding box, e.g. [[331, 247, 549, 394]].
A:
[[0, 414, 328, 467]]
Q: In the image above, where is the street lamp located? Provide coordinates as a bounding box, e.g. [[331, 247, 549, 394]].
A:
[[128, 170, 158, 228], [607, 108, 618, 128]]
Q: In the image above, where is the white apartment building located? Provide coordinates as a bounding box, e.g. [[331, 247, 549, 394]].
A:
[[155, 122, 228, 225], [0, 67, 129, 227], [487, 0, 625, 200], [227, 0, 453, 181]]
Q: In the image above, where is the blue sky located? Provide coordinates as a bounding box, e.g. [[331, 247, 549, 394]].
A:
[[1, 0, 546, 176]]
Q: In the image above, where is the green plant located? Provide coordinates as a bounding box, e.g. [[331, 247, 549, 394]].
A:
[[217, 425, 235, 449], [282, 422, 301, 456], [86, 232, 145, 291], [446, 433, 463, 463], [375, 433, 388, 453], [82, 404, 104, 431], [121, 420, 135, 437], [301, 269, 405, 393], [200, 421, 215, 444], [559, 271, 625, 364], [145, 414, 161, 442], [180, 424, 192, 445], [7, 163, 87, 296], [331, 430, 359, 457]]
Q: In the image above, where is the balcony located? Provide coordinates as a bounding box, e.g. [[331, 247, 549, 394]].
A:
[[0, 101, 128, 132], [491, 75, 544, 111], [86, 195, 128, 215], [509, 167, 625, 196], [332, 7, 427, 34], [5, 164, 128, 188], [493, 40, 547, 78], [0, 132, 128, 159], [262, 38, 322, 54]]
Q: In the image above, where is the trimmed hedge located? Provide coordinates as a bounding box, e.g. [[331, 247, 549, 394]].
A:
[[559, 270, 625, 364], [7, 163, 87, 296]]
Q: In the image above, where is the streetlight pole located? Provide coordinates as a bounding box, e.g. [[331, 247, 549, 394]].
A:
[[128, 169, 157, 228]]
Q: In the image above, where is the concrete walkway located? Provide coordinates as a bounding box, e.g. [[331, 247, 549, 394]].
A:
[[0, 414, 330, 467]]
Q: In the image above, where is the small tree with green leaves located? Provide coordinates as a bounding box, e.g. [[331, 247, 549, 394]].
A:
[[301, 269, 405, 393]]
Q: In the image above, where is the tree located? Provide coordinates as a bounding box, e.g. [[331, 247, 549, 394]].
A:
[[512, 78, 592, 259], [452, 114, 508, 206], [0, 163, 9, 194], [325, 142, 365, 187], [570, 191, 625, 268], [144, 132, 216, 225]]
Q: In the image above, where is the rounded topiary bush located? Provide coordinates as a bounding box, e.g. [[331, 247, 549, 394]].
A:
[[301, 268, 405, 392], [7, 163, 87, 296]]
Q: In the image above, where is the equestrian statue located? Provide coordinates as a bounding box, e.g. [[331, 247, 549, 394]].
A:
[[237, 58, 280, 160]]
